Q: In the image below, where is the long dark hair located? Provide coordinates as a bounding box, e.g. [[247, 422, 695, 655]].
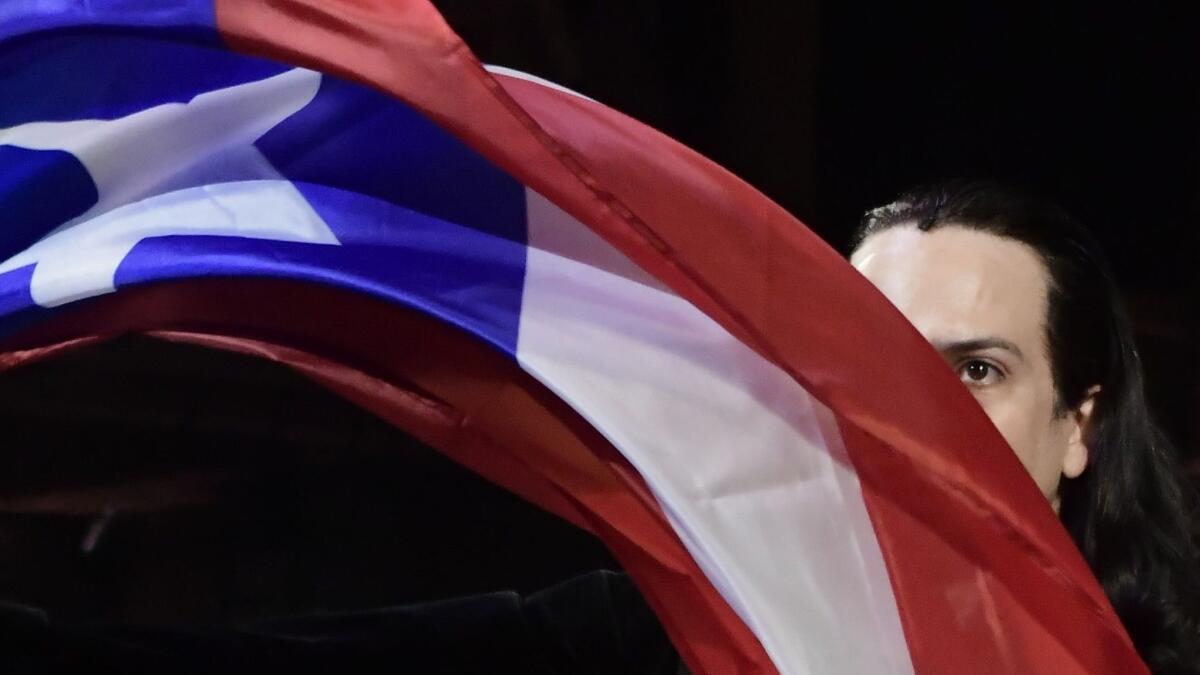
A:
[[850, 180, 1200, 674]]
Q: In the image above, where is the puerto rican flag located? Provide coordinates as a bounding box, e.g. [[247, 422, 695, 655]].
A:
[[0, 2, 1146, 673]]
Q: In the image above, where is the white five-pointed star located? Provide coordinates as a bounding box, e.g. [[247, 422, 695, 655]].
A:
[[0, 67, 339, 307]]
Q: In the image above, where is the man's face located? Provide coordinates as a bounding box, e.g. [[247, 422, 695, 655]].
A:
[[851, 225, 1089, 508]]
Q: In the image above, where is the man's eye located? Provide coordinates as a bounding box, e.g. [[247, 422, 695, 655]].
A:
[[959, 360, 1003, 386]]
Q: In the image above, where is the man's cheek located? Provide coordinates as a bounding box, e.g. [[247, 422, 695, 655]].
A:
[[975, 397, 1034, 467]]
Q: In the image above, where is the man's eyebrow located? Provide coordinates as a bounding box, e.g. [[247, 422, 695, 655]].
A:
[[931, 337, 1026, 360]]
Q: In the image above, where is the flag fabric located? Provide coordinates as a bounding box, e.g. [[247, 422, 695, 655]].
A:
[[0, 2, 1147, 674]]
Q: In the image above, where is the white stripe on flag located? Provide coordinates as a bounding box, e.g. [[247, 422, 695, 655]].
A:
[[483, 65, 597, 102], [516, 188, 914, 675]]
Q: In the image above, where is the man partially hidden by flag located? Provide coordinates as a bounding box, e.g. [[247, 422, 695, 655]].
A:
[[0, 1, 1160, 673], [849, 181, 1200, 673]]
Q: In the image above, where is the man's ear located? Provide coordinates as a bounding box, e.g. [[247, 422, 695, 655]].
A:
[[1062, 386, 1100, 479]]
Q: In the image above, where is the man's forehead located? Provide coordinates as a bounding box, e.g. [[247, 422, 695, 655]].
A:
[[852, 225, 1050, 347]]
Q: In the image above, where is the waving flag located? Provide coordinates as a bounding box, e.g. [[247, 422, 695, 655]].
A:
[[0, 2, 1147, 673]]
